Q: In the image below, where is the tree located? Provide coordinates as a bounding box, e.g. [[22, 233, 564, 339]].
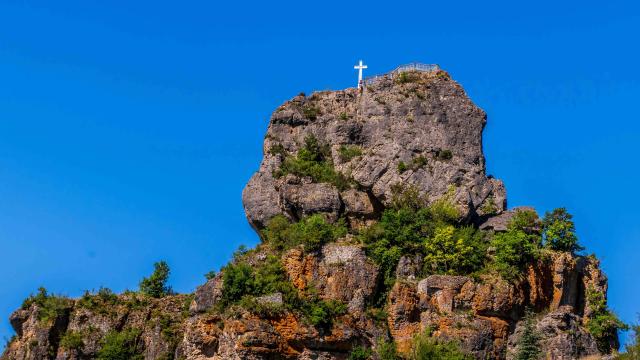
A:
[[515, 311, 542, 360], [139, 261, 172, 298], [542, 208, 584, 253], [410, 330, 472, 360]]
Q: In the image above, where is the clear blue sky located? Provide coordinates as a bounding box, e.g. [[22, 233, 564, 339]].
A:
[[1, 0, 638, 350]]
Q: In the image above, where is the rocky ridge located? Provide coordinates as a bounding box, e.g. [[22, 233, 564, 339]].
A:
[[2, 67, 620, 360]]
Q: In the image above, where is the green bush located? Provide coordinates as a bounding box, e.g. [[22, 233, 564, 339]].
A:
[[268, 143, 287, 157], [349, 346, 372, 360], [376, 339, 400, 360], [340, 112, 349, 120], [338, 145, 362, 162], [97, 329, 143, 360], [59, 331, 84, 351], [139, 261, 172, 298], [262, 214, 347, 252], [21, 287, 71, 324], [509, 209, 541, 235], [410, 330, 472, 360], [361, 186, 465, 288], [542, 208, 584, 253], [396, 72, 418, 84], [204, 270, 216, 280], [274, 135, 352, 190], [423, 225, 487, 275], [77, 287, 119, 314], [303, 106, 320, 120], [585, 287, 627, 354], [398, 156, 428, 174], [435, 149, 453, 161], [490, 229, 538, 281], [397, 161, 408, 173]]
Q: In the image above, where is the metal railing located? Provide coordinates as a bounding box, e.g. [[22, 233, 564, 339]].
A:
[[363, 62, 440, 85]]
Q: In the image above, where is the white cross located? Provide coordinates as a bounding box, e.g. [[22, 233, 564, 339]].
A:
[[354, 60, 368, 88]]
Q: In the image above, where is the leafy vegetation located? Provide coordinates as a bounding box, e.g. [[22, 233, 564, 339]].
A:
[[376, 339, 401, 360], [585, 287, 627, 354], [338, 145, 362, 162], [360, 186, 469, 289], [423, 225, 487, 275], [97, 329, 144, 360], [489, 209, 542, 281], [139, 261, 172, 298], [302, 106, 320, 120], [514, 310, 541, 360], [268, 143, 287, 157], [435, 149, 453, 161], [59, 330, 84, 351], [77, 287, 119, 314], [262, 214, 347, 252], [542, 208, 584, 253], [274, 134, 353, 190], [396, 71, 419, 84], [348, 346, 372, 360], [219, 248, 346, 329], [398, 155, 429, 174], [410, 330, 472, 360], [21, 287, 71, 324]]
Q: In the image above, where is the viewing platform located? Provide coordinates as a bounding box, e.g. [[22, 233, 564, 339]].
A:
[[362, 62, 440, 85]]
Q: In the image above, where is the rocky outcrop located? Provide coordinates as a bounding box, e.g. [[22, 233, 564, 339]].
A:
[[3, 67, 617, 360], [242, 70, 507, 229]]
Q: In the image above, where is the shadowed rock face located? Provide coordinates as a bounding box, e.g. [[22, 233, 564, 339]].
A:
[[242, 71, 507, 230], [3, 69, 618, 360]]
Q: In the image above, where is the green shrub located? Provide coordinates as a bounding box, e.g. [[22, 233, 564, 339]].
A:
[[490, 229, 538, 281], [77, 287, 119, 314], [338, 145, 363, 162], [361, 186, 464, 288], [97, 329, 143, 360], [60, 331, 84, 351], [398, 156, 428, 174], [340, 112, 349, 120], [269, 143, 287, 157], [376, 339, 400, 360], [397, 161, 408, 173], [204, 270, 216, 280], [303, 298, 347, 329], [514, 310, 541, 360], [139, 261, 172, 298], [423, 225, 487, 275], [410, 330, 472, 360], [396, 72, 418, 84], [21, 287, 71, 324], [274, 135, 352, 190], [585, 287, 627, 354], [262, 214, 346, 252], [303, 106, 320, 120], [349, 346, 372, 360], [542, 208, 584, 253], [509, 208, 541, 235], [435, 149, 453, 161]]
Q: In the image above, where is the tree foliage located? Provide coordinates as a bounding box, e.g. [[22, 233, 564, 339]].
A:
[[97, 329, 144, 360], [585, 287, 627, 354], [139, 261, 172, 298], [410, 330, 472, 360], [274, 134, 352, 190], [515, 310, 542, 360], [542, 208, 584, 253], [21, 287, 71, 324], [617, 321, 640, 360], [262, 214, 347, 252]]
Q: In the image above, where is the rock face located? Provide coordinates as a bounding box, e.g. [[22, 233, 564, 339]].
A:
[[2, 67, 617, 360], [242, 70, 507, 230]]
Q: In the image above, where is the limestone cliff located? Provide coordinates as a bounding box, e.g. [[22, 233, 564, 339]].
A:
[[2, 66, 620, 360]]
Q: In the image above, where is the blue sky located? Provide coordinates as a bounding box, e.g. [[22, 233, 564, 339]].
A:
[[1, 0, 639, 350]]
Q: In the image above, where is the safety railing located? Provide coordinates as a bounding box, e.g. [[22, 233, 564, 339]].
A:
[[363, 63, 440, 85]]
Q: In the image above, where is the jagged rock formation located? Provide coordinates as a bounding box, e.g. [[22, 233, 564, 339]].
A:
[[2, 67, 619, 360], [242, 70, 506, 230]]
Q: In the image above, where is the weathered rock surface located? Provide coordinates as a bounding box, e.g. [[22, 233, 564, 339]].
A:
[[242, 70, 507, 229]]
